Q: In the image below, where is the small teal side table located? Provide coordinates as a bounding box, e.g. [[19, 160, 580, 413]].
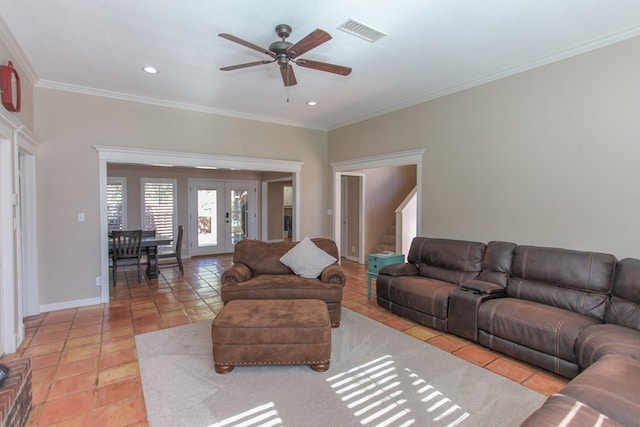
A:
[[367, 253, 405, 298]]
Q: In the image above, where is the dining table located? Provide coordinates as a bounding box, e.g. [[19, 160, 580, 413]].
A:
[[109, 234, 172, 279], [140, 236, 172, 279]]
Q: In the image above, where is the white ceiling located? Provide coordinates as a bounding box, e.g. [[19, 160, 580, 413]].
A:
[[1, 0, 640, 130]]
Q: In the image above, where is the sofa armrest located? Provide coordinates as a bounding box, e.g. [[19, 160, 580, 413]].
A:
[[460, 279, 506, 296], [221, 263, 252, 284], [379, 263, 418, 277], [321, 264, 346, 285]]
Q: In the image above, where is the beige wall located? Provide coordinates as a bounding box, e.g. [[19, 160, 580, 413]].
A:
[[35, 88, 328, 306], [329, 36, 640, 259]]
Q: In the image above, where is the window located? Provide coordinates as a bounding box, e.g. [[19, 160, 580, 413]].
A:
[[141, 178, 176, 240], [107, 177, 126, 232]]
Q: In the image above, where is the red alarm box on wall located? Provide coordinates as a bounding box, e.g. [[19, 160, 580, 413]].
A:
[[1, 61, 21, 112]]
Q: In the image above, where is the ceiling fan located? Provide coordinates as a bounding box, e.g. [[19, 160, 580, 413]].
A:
[[219, 24, 352, 87]]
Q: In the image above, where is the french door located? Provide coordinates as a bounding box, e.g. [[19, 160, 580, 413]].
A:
[[188, 179, 257, 255]]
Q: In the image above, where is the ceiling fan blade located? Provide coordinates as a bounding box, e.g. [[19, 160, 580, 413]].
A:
[[220, 60, 273, 71], [218, 33, 276, 58], [280, 65, 297, 87], [296, 59, 352, 76], [286, 29, 331, 58]]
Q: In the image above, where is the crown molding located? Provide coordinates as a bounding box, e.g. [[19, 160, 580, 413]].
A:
[[94, 145, 303, 173], [330, 148, 425, 172], [0, 14, 38, 84], [328, 25, 640, 130], [36, 80, 328, 132]]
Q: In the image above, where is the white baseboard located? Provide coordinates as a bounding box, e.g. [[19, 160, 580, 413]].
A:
[[40, 296, 103, 313], [344, 255, 360, 263]]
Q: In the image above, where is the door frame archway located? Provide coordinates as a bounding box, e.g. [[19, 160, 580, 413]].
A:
[[331, 149, 425, 264], [96, 145, 303, 303]]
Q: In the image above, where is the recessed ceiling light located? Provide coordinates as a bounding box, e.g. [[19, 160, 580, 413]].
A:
[[143, 66, 159, 74], [307, 101, 317, 106]]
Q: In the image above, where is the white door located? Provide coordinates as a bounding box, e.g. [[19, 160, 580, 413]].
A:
[[188, 179, 257, 255]]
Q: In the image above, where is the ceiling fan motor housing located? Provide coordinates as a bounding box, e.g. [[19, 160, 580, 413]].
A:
[[269, 40, 293, 55]]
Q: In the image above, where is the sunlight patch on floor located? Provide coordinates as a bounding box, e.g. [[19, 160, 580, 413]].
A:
[[326, 355, 470, 426], [208, 401, 283, 427]]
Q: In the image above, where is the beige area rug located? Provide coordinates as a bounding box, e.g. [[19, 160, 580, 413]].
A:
[[136, 308, 544, 426]]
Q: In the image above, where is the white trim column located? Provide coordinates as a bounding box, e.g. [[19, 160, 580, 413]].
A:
[[0, 138, 16, 354]]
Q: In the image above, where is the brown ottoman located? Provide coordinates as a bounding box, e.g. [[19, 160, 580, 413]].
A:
[[211, 299, 331, 374]]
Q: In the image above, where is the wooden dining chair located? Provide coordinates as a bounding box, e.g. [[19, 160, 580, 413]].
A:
[[158, 225, 184, 275], [111, 230, 143, 286]]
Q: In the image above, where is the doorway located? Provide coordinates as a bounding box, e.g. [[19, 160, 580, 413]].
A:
[[188, 179, 258, 255], [341, 174, 363, 262], [262, 179, 295, 242], [98, 146, 303, 303], [331, 149, 425, 264]]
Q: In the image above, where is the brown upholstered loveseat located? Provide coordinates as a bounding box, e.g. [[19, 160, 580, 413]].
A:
[[376, 236, 640, 426], [220, 238, 346, 327]]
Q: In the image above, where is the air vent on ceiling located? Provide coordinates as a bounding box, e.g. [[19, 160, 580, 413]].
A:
[[337, 19, 386, 43]]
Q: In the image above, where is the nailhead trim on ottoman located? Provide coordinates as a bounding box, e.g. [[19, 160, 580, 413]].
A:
[[211, 299, 331, 374]]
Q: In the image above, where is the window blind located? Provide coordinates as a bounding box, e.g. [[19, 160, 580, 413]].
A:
[[142, 179, 176, 240], [107, 179, 125, 232]]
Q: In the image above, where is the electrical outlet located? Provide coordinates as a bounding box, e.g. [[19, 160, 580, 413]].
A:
[[351, 245, 355, 252], [96, 276, 102, 287]]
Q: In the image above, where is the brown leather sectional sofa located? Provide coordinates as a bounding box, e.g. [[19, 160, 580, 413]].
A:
[[376, 237, 640, 426]]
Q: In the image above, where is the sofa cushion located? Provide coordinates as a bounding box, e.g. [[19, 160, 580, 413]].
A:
[[408, 237, 485, 284], [279, 237, 337, 278], [476, 241, 516, 287], [508, 246, 616, 320], [575, 323, 640, 368], [221, 274, 343, 303], [478, 298, 600, 363], [606, 257, 640, 330], [231, 238, 339, 276], [385, 275, 457, 320]]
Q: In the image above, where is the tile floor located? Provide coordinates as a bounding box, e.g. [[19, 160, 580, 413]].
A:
[[1, 255, 568, 426]]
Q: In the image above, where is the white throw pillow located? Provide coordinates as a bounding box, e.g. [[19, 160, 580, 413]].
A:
[[280, 237, 337, 278]]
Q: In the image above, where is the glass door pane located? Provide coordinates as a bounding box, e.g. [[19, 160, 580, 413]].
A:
[[197, 189, 217, 247], [189, 179, 226, 256], [188, 179, 257, 256], [230, 189, 248, 245]]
